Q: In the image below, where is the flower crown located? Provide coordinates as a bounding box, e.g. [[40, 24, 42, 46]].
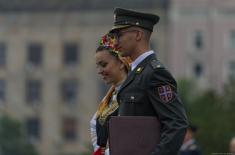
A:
[[99, 33, 119, 55]]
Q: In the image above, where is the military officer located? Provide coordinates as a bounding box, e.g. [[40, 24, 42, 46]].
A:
[[109, 8, 189, 155]]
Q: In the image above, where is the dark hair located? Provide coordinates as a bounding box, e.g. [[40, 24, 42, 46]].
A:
[[96, 45, 119, 59]]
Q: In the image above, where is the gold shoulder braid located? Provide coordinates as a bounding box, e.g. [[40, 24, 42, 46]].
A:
[[98, 90, 119, 125]]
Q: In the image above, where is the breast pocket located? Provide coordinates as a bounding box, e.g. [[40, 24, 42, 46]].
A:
[[119, 93, 146, 115], [122, 93, 145, 104]]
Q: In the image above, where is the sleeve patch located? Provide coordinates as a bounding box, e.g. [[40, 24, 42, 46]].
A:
[[157, 85, 173, 103]]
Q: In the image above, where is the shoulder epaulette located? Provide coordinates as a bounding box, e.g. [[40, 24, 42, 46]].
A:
[[150, 59, 164, 69]]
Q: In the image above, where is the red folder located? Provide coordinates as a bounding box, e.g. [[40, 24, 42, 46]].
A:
[[108, 116, 160, 155]]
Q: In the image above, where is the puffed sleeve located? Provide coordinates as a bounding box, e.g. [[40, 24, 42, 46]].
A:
[[90, 113, 99, 151], [90, 113, 110, 155]]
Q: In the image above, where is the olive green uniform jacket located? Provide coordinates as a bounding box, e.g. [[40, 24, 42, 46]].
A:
[[117, 53, 188, 155]]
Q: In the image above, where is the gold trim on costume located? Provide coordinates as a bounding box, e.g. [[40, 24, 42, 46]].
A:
[[98, 100, 118, 125]]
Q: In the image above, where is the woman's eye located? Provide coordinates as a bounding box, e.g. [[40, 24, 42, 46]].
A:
[[100, 62, 107, 67], [97, 62, 108, 68]]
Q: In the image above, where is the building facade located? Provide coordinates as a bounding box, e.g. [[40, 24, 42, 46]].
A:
[[169, 0, 235, 92], [0, 1, 168, 154], [0, 11, 104, 155]]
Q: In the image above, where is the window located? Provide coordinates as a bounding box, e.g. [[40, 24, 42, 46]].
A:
[[62, 117, 77, 141], [26, 80, 42, 103], [0, 43, 6, 67], [63, 43, 79, 66], [193, 30, 204, 50], [229, 30, 235, 49], [194, 63, 203, 77], [0, 79, 5, 102], [26, 118, 41, 142], [61, 79, 78, 103], [27, 43, 43, 66], [228, 61, 235, 80]]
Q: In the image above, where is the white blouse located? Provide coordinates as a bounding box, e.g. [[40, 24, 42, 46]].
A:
[[90, 113, 110, 155]]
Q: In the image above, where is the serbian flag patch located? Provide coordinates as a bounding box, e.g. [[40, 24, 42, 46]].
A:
[[158, 85, 173, 103]]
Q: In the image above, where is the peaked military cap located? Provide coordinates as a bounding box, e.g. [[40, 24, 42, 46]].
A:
[[110, 7, 160, 33]]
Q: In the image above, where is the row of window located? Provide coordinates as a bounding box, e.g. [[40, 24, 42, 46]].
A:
[[26, 117, 78, 143], [0, 79, 78, 103], [0, 42, 80, 67], [192, 30, 235, 50], [192, 61, 235, 80]]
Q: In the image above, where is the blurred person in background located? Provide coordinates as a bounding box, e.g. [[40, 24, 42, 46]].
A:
[[90, 33, 130, 155], [178, 125, 202, 155], [230, 137, 235, 155]]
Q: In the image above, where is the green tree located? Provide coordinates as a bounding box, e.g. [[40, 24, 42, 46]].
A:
[[178, 79, 235, 155], [0, 116, 38, 155]]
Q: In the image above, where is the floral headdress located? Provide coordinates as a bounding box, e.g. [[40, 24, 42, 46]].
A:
[[99, 33, 119, 55], [98, 33, 132, 71]]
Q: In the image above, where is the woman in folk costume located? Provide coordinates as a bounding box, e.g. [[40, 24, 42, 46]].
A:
[[90, 33, 131, 155]]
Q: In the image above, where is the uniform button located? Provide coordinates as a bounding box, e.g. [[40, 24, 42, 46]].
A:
[[130, 96, 135, 100]]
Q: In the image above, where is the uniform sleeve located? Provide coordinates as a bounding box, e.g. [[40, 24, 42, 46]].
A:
[[147, 68, 188, 155], [90, 113, 99, 151]]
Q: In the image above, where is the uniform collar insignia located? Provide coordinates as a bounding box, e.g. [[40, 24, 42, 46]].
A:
[[136, 67, 143, 74]]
